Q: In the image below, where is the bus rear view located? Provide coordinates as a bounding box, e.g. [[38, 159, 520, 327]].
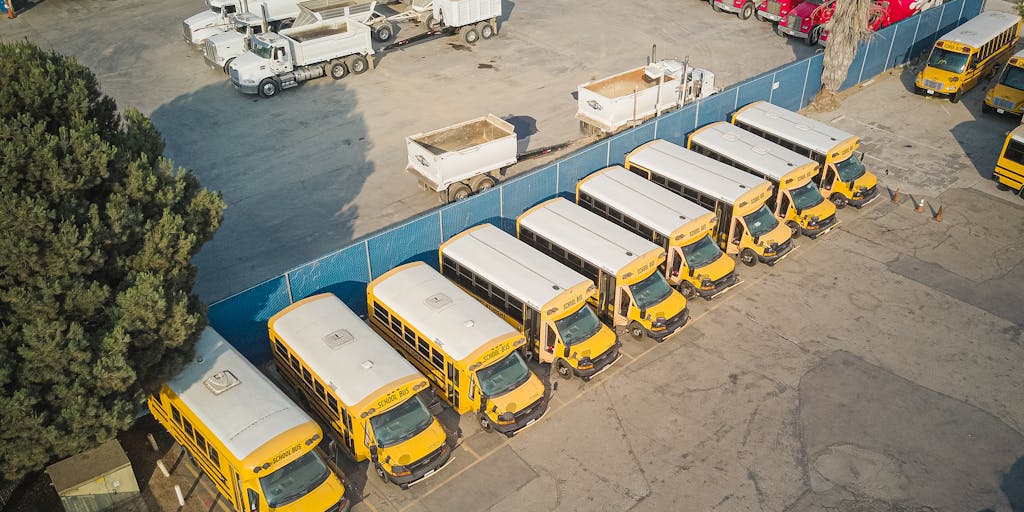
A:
[[517, 198, 689, 342]]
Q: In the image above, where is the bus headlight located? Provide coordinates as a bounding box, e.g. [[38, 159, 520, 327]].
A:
[[577, 357, 594, 370], [496, 412, 516, 425], [390, 464, 411, 477], [701, 277, 714, 289]]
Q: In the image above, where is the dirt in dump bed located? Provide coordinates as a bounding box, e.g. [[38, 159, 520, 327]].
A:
[[289, 23, 349, 41], [414, 119, 512, 155], [583, 68, 660, 98]]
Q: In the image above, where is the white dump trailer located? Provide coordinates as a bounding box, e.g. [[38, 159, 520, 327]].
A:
[[380, 0, 501, 46], [230, 18, 374, 97], [577, 59, 718, 136], [406, 114, 517, 203]]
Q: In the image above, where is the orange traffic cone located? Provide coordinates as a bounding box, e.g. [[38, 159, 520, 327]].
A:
[[933, 206, 943, 222]]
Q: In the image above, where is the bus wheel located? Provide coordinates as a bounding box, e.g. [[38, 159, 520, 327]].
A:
[[627, 322, 645, 341], [739, 248, 758, 267], [950, 90, 962, 104], [830, 193, 848, 209], [678, 281, 697, 299], [982, 103, 995, 114], [555, 359, 573, 379], [375, 464, 388, 482], [787, 221, 802, 238], [478, 413, 493, 432]]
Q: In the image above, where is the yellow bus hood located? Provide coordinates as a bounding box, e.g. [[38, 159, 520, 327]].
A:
[[986, 83, 1024, 111], [379, 419, 448, 467], [564, 323, 617, 360], [800, 200, 837, 227], [487, 373, 546, 414], [852, 169, 877, 194], [275, 473, 347, 512], [646, 290, 687, 322], [916, 67, 961, 92], [693, 253, 736, 282]]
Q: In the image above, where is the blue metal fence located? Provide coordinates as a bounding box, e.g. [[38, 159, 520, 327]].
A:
[[210, 0, 984, 363]]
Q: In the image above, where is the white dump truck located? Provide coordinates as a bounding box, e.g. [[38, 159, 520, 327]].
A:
[[229, 18, 374, 97], [184, 0, 300, 45], [378, 0, 501, 46], [406, 114, 517, 203], [204, 0, 385, 73], [577, 59, 718, 136]]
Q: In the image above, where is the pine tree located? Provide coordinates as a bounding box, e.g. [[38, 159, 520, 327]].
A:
[[0, 41, 225, 479]]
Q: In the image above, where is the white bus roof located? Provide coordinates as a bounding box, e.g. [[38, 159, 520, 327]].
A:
[[442, 224, 591, 311], [579, 166, 712, 237], [371, 262, 520, 362], [690, 122, 817, 182], [629, 139, 770, 204], [518, 198, 661, 275], [167, 327, 311, 461], [734, 101, 856, 156], [269, 294, 422, 407], [1010, 124, 1024, 144], [939, 11, 1020, 49]]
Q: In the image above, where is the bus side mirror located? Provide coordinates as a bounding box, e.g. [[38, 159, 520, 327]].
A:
[[687, 265, 695, 277], [795, 208, 803, 216], [639, 307, 647, 319], [563, 345, 570, 358], [753, 235, 760, 245], [369, 445, 378, 461]]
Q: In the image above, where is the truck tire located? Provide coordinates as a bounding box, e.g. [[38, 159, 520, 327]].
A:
[[258, 79, 279, 98], [740, 1, 755, 19], [471, 175, 496, 192], [462, 26, 479, 44], [807, 25, 823, 45], [448, 184, 472, 202], [329, 61, 349, 80], [373, 23, 393, 42], [478, 21, 495, 39], [426, 14, 442, 30], [347, 55, 369, 75]]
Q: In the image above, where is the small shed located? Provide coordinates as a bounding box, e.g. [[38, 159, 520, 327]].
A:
[[45, 439, 139, 512]]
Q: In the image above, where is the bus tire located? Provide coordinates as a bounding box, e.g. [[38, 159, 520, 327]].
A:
[[258, 78, 279, 98], [448, 183, 472, 202], [375, 464, 388, 482], [787, 220, 802, 238], [739, 248, 758, 267], [740, 2, 755, 19], [678, 281, 697, 299], [478, 414, 493, 432], [807, 25, 823, 46], [555, 359, 573, 379], [329, 60, 349, 80], [950, 90, 962, 103], [982, 103, 995, 114], [830, 193, 848, 209], [627, 322, 645, 341]]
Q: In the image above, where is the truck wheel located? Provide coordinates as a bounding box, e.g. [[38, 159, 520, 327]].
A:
[[739, 248, 758, 267], [426, 14, 442, 31], [753, 9, 765, 21], [471, 175, 496, 192], [462, 27, 479, 44], [329, 61, 349, 80], [373, 23, 393, 42], [448, 184, 472, 202], [678, 281, 697, 299], [830, 193, 848, 209], [347, 55, 369, 75], [222, 57, 235, 74], [479, 22, 495, 39], [740, 2, 755, 19], [258, 79, 279, 98], [807, 25, 823, 45]]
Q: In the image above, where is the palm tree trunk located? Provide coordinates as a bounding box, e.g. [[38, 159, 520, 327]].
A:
[[811, 0, 875, 110]]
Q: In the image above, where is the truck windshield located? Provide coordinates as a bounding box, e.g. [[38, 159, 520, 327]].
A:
[[1000, 65, 1024, 91], [250, 40, 273, 59], [554, 305, 603, 347], [833, 156, 866, 182], [742, 205, 779, 237], [681, 234, 723, 269], [628, 272, 674, 310], [928, 48, 970, 74], [477, 351, 532, 398], [789, 181, 825, 211], [369, 397, 434, 448], [259, 450, 331, 507]]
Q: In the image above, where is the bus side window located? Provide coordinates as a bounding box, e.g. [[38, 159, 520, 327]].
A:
[[779, 194, 792, 216], [617, 289, 630, 317], [545, 324, 556, 352], [732, 219, 743, 244]]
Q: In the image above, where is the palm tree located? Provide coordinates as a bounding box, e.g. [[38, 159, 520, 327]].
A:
[[811, 0, 876, 110]]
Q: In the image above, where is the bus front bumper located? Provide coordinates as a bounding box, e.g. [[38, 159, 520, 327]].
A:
[[695, 272, 740, 300], [647, 308, 690, 340], [575, 340, 623, 380], [494, 394, 549, 436], [759, 238, 795, 266], [801, 214, 838, 239], [847, 185, 879, 208], [388, 443, 454, 488]]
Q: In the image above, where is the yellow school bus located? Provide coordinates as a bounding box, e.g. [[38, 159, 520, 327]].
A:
[[517, 198, 689, 342], [149, 327, 349, 512], [689, 122, 838, 240], [994, 124, 1024, 193], [268, 294, 453, 489], [368, 261, 549, 435], [624, 139, 794, 268], [577, 165, 739, 299], [732, 101, 879, 209], [440, 224, 621, 380], [916, 11, 1021, 103], [984, 49, 1024, 115]]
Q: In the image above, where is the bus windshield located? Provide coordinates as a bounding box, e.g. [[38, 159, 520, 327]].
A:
[[554, 305, 603, 347], [833, 156, 866, 182], [681, 234, 723, 269], [1000, 65, 1024, 91], [628, 271, 674, 310], [260, 450, 331, 507], [742, 205, 779, 237], [369, 397, 434, 448], [928, 48, 970, 74], [789, 181, 825, 211], [477, 351, 531, 397]]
